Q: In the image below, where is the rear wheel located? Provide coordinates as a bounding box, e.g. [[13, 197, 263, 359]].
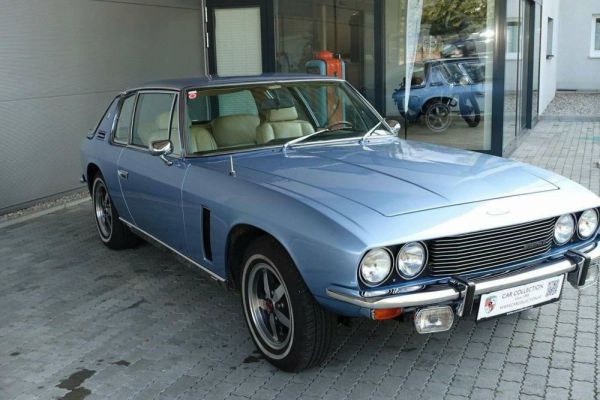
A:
[[92, 174, 138, 250], [241, 236, 335, 372]]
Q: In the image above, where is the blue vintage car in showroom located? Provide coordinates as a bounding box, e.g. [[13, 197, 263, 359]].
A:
[[81, 74, 600, 371], [392, 57, 488, 132]]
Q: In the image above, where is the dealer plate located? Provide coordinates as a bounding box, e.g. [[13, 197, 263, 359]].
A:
[[477, 274, 564, 320]]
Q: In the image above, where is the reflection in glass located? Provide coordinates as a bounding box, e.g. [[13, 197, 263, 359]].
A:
[[385, 0, 495, 151], [274, 0, 375, 103]]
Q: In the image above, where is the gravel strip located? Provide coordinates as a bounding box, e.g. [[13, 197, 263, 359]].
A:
[[0, 191, 90, 223], [544, 92, 600, 116]]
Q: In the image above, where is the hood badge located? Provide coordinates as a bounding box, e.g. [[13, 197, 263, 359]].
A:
[[486, 207, 510, 216]]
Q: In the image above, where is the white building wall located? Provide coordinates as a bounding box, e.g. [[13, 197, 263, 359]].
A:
[[0, 0, 206, 212], [556, 0, 600, 90], [538, 0, 559, 114]]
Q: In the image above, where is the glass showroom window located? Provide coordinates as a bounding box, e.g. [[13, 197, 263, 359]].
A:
[[384, 0, 495, 151], [592, 16, 600, 58], [274, 0, 376, 104]]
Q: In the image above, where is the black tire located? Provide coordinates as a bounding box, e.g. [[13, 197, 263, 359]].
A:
[[463, 113, 481, 128], [91, 173, 138, 250], [424, 100, 452, 132], [241, 236, 335, 372]]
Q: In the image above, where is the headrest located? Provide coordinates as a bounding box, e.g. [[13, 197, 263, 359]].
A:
[[267, 107, 298, 122], [155, 112, 171, 130]]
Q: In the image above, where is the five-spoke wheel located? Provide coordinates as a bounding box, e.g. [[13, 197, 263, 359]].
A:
[[247, 261, 293, 351], [424, 101, 452, 132], [241, 237, 336, 372], [91, 173, 138, 249]]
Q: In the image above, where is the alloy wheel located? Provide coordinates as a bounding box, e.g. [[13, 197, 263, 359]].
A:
[[425, 103, 452, 132], [246, 261, 293, 351], [94, 181, 112, 239]]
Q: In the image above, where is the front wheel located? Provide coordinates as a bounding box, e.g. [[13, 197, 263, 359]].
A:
[[424, 100, 452, 132], [241, 237, 335, 372]]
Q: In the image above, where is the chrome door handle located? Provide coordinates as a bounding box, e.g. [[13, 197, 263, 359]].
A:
[[117, 169, 128, 180]]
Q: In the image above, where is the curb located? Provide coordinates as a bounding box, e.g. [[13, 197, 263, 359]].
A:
[[0, 197, 91, 229], [540, 115, 600, 122]]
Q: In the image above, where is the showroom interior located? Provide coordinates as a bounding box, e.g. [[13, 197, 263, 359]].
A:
[[0, 0, 555, 212]]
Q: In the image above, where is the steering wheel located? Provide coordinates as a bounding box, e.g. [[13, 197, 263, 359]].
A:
[[328, 120, 354, 131]]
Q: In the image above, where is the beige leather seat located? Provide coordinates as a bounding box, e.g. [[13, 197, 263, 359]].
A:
[[255, 107, 314, 144], [211, 114, 260, 148], [188, 125, 217, 153]]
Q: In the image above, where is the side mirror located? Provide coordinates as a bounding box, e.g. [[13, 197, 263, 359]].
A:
[[385, 119, 402, 136], [149, 139, 173, 165]]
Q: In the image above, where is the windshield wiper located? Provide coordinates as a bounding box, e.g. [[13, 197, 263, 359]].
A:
[[282, 127, 332, 153], [360, 121, 383, 143]]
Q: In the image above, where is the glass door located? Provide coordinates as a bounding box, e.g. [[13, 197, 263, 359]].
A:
[[206, 0, 274, 76]]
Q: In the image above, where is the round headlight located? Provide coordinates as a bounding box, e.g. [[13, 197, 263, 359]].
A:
[[359, 248, 392, 286], [578, 209, 599, 239], [396, 242, 427, 279], [554, 214, 575, 244]]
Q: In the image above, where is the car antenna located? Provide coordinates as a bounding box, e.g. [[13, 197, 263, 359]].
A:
[[229, 155, 236, 177]]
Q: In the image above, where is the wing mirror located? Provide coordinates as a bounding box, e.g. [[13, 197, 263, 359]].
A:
[[385, 119, 402, 136], [149, 139, 173, 166]]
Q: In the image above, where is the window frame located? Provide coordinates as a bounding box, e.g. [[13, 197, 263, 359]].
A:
[[546, 17, 555, 60], [506, 19, 520, 60], [591, 15, 600, 58], [110, 92, 137, 146], [128, 90, 179, 152], [183, 79, 384, 158]]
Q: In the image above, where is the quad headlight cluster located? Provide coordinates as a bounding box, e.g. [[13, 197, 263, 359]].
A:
[[554, 209, 599, 244], [359, 242, 428, 286]]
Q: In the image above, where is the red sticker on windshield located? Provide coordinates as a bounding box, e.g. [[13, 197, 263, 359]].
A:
[[188, 90, 197, 100]]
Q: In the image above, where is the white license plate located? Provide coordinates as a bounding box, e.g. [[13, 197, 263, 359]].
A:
[[477, 274, 564, 320]]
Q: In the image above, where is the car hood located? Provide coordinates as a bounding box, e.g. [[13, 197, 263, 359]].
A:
[[233, 138, 560, 217]]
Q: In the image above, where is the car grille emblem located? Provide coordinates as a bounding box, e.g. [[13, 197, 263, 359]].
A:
[[522, 240, 546, 251]]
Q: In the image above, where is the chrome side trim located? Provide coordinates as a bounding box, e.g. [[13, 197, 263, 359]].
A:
[[327, 243, 600, 310], [119, 217, 226, 282]]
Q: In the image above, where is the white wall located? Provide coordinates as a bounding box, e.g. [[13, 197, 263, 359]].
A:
[[538, 0, 559, 114], [556, 0, 600, 90], [0, 0, 206, 212]]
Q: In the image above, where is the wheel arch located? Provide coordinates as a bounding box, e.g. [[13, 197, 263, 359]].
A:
[[421, 96, 454, 113], [86, 163, 101, 194], [225, 223, 294, 290]]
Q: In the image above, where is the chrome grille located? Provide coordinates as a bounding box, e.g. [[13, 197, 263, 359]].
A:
[[428, 217, 556, 276]]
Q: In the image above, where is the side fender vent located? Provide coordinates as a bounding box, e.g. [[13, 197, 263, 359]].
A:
[[96, 130, 106, 140], [202, 207, 213, 261]]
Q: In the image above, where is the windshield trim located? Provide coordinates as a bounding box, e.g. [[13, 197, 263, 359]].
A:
[[185, 134, 397, 159]]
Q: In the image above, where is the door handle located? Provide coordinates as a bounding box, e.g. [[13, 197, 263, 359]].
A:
[[117, 169, 129, 180]]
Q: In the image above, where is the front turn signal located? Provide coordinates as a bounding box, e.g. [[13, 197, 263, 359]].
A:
[[372, 308, 402, 320]]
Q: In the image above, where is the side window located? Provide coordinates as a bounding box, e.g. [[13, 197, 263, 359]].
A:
[[132, 93, 176, 148], [114, 95, 135, 143]]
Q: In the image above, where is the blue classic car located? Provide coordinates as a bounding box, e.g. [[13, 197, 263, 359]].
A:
[[392, 58, 488, 132], [81, 74, 600, 371]]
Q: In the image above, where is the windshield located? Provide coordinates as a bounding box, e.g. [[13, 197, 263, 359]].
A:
[[184, 81, 381, 155]]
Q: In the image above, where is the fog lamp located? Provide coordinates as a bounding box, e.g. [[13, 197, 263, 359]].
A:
[[581, 259, 600, 290], [414, 306, 454, 334]]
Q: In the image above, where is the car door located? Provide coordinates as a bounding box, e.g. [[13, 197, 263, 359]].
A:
[[117, 91, 188, 253]]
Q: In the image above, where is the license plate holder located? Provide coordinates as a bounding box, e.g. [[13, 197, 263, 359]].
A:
[[477, 274, 565, 321]]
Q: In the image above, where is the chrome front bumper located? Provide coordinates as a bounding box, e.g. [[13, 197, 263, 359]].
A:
[[327, 243, 600, 312]]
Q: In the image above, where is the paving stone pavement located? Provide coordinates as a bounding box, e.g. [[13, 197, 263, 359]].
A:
[[1, 120, 599, 400]]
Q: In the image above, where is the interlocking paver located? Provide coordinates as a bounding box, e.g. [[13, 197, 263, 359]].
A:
[[0, 120, 599, 400]]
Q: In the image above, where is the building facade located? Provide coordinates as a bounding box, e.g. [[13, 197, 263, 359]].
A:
[[556, 0, 600, 90], [0, 0, 577, 212]]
